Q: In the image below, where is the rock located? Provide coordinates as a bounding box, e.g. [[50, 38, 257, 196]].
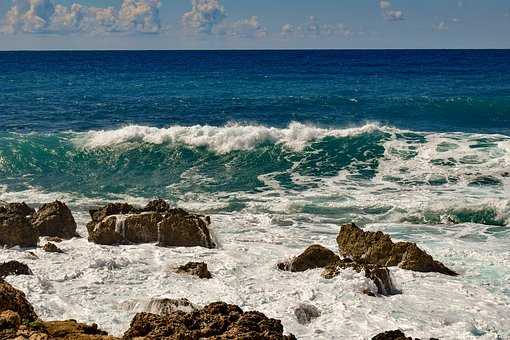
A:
[[175, 262, 212, 279], [32, 201, 77, 239], [124, 302, 296, 339], [0, 279, 38, 323], [46, 236, 63, 243], [294, 304, 321, 325], [143, 199, 171, 213], [0, 213, 38, 248], [321, 258, 397, 296], [0, 202, 36, 216], [0, 261, 33, 278], [0, 310, 21, 330], [145, 298, 197, 315], [86, 201, 215, 249], [371, 330, 439, 340], [42, 242, 64, 253], [41, 320, 114, 339], [337, 223, 458, 276], [277, 244, 340, 272], [157, 212, 215, 249]]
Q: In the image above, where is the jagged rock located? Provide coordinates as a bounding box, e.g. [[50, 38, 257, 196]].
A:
[[294, 304, 321, 325], [4, 320, 116, 339], [321, 258, 397, 296], [32, 201, 77, 239], [277, 244, 340, 272], [337, 223, 458, 276], [157, 212, 215, 249], [0, 261, 33, 278], [0, 279, 38, 323], [0, 202, 35, 216], [86, 201, 215, 248], [145, 298, 197, 315], [43, 242, 63, 253], [124, 302, 296, 339], [175, 262, 212, 279], [0, 213, 38, 248], [0, 310, 21, 330]]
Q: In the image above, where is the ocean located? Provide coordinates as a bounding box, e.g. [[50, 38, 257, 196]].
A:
[[0, 50, 509, 339]]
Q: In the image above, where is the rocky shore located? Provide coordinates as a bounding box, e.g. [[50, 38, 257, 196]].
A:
[[0, 199, 456, 339]]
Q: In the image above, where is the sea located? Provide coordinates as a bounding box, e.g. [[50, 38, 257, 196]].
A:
[[0, 50, 509, 339]]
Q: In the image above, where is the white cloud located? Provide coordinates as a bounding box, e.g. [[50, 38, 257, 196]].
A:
[[1, 0, 161, 34], [281, 16, 352, 38], [378, 0, 404, 21], [182, 0, 267, 39], [433, 21, 448, 31]]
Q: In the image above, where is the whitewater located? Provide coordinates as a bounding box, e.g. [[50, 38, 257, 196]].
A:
[[0, 123, 509, 339]]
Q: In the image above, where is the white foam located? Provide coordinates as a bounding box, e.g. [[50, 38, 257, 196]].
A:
[[74, 122, 385, 153]]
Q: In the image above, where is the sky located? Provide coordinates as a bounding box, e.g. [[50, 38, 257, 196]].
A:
[[0, 0, 509, 50]]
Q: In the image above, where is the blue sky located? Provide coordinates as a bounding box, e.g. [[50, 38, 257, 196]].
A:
[[0, 0, 509, 50]]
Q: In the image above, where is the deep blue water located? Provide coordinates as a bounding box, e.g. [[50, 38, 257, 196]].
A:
[[0, 50, 509, 134], [0, 50, 509, 218]]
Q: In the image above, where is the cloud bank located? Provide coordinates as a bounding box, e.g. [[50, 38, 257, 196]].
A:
[[281, 16, 352, 38], [1, 0, 161, 34]]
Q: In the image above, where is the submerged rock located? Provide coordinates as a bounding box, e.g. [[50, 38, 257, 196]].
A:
[[321, 258, 397, 296], [0, 261, 33, 278], [32, 200, 77, 239], [294, 304, 321, 325], [277, 244, 340, 272], [87, 200, 215, 248], [0, 279, 38, 323], [337, 223, 457, 276], [175, 262, 212, 279], [43, 242, 64, 253], [124, 302, 296, 339], [0, 212, 38, 248]]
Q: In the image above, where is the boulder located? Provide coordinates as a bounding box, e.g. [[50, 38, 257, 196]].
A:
[[0, 261, 33, 278], [0, 213, 38, 248], [43, 242, 64, 253], [124, 302, 296, 339], [0, 202, 35, 216], [294, 304, 321, 325], [86, 200, 215, 249], [321, 258, 397, 296], [337, 223, 458, 276], [32, 201, 77, 239], [0, 279, 38, 323], [175, 262, 212, 279], [0, 310, 21, 330], [277, 244, 340, 272]]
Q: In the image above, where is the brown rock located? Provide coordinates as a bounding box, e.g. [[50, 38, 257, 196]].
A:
[[0, 310, 21, 330], [143, 199, 171, 213], [43, 242, 64, 254], [278, 244, 340, 272], [371, 330, 439, 340], [0, 202, 35, 216], [88, 203, 139, 224], [123, 302, 296, 340], [0, 261, 33, 278], [337, 223, 458, 276], [32, 201, 77, 239], [0, 213, 38, 248], [0, 279, 38, 323], [157, 212, 215, 249], [176, 262, 212, 279], [46, 236, 63, 243]]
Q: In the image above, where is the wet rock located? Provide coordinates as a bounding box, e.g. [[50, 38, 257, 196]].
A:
[[157, 212, 215, 249], [0, 213, 38, 248], [32, 201, 77, 239], [277, 244, 340, 272], [371, 330, 438, 340], [86, 201, 215, 249], [321, 258, 397, 296], [294, 304, 321, 325], [42, 242, 64, 254], [0, 202, 35, 216], [0, 279, 38, 323], [8, 320, 116, 339], [0, 310, 21, 330], [143, 199, 171, 213], [46, 236, 63, 243], [175, 262, 212, 279], [0, 261, 33, 278], [124, 302, 296, 339], [145, 298, 197, 315], [337, 223, 458, 276]]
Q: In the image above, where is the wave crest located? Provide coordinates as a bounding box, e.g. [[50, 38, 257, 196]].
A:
[[74, 122, 385, 153]]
